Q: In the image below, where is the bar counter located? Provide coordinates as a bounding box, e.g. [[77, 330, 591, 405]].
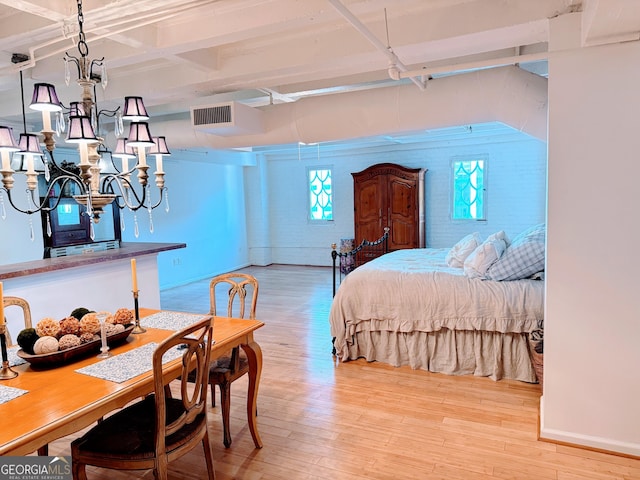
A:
[[0, 242, 186, 340], [0, 242, 185, 280]]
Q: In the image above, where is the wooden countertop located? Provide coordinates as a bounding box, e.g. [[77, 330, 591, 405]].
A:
[[0, 242, 186, 280]]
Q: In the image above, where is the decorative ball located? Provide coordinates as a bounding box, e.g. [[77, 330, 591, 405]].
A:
[[17, 328, 39, 355], [111, 324, 126, 334], [59, 317, 80, 336], [79, 313, 101, 335], [70, 307, 92, 320], [33, 336, 59, 355], [58, 334, 81, 350], [104, 323, 119, 336], [113, 308, 134, 325], [79, 332, 96, 344], [35, 317, 61, 338]]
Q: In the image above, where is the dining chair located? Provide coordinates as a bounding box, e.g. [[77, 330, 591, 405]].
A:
[[2, 296, 33, 346], [207, 272, 259, 448], [2, 296, 48, 456], [71, 317, 216, 480]]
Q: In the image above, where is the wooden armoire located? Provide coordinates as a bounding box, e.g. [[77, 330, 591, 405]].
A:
[[352, 163, 426, 261]]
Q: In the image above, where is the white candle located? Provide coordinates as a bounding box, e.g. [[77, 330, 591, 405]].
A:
[[137, 147, 147, 168], [42, 111, 52, 132], [121, 157, 129, 174], [131, 258, 138, 292], [1, 151, 11, 171], [25, 154, 36, 174], [155, 154, 164, 174], [100, 319, 107, 351], [79, 142, 89, 166], [0, 282, 5, 327]]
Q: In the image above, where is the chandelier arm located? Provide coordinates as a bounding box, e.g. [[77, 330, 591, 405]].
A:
[[42, 176, 86, 206], [46, 150, 82, 179], [96, 107, 120, 118], [0, 176, 84, 215], [100, 174, 148, 211], [89, 58, 105, 77], [64, 54, 82, 79], [0, 188, 42, 215], [147, 187, 166, 210], [105, 156, 122, 175], [112, 196, 126, 209]]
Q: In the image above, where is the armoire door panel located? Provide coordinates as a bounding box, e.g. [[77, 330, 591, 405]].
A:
[[389, 220, 415, 249], [388, 179, 417, 217]]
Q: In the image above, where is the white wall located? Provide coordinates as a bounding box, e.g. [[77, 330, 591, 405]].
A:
[[543, 32, 640, 454], [259, 129, 546, 266], [119, 149, 252, 289], [0, 174, 45, 264], [245, 155, 272, 266]]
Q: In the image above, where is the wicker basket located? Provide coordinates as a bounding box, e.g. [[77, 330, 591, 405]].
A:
[[531, 350, 544, 386], [529, 340, 544, 386]]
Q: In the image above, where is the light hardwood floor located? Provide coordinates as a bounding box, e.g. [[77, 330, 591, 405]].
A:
[[48, 264, 640, 479]]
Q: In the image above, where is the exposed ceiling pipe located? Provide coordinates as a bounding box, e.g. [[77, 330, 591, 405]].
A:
[[8, 0, 213, 73], [327, 0, 426, 90], [397, 51, 550, 80]]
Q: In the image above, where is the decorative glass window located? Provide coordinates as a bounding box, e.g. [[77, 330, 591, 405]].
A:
[[452, 158, 485, 220], [308, 168, 333, 221]]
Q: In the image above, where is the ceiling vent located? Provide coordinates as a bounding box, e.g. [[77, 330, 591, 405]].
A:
[[191, 101, 264, 136]]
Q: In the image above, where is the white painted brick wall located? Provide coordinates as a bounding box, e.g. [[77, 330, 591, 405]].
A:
[[247, 132, 547, 266]]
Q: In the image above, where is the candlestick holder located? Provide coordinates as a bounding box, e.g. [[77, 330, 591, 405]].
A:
[[132, 290, 146, 334], [0, 326, 18, 379], [96, 313, 111, 359]]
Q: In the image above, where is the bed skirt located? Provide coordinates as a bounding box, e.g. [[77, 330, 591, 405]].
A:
[[339, 328, 538, 383]]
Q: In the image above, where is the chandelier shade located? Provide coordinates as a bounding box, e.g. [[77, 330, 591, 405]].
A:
[[69, 101, 85, 116], [0, 127, 21, 151], [149, 136, 170, 155], [126, 122, 154, 148], [113, 138, 136, 159], [66, 116, 98, 143], [122, 96, 149, 121], [15, 133, 44, 156], [29, 83, 62, 112]]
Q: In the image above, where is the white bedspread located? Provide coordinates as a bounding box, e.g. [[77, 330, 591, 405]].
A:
[[330, 248, 545, 351]]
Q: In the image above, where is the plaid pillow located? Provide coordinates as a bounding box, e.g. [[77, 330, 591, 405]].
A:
[[486, 224, 545, 281]]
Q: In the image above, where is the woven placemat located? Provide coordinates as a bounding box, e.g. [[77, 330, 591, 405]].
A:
[[0, 384, 28, 405], [7, 346, 26, 367], [75, 343, 183, 383], [140, 312, 208, 332]]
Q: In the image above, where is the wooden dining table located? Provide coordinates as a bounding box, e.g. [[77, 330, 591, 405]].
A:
[[0, 308, 264, 456]]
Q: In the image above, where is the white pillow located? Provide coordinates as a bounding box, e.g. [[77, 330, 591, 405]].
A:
[[464, 238, 507, 279], [486, 230, 511, 247], [446, 232, 483, 268]]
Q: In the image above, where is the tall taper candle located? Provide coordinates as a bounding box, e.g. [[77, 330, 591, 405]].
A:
[[131, 258, 138, 292], [100, 320, 107, 352], [0, 282, 5, 327]]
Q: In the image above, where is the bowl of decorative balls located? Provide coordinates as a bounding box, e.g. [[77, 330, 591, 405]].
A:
[[16, 307, 135, 367]]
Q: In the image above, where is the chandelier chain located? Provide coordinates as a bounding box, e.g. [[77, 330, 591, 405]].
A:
[[76, 0, 89, 58]]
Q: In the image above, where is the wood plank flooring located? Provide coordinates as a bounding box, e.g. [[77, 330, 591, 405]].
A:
[[47, 264, 640, 479]]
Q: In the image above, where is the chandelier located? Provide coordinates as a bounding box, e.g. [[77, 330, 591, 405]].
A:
[[0, 0, 170, 240]]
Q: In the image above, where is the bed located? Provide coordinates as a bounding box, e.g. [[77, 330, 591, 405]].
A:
[[329, 226, 545, 382]]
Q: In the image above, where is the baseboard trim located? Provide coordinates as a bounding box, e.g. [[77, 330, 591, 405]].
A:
[[539, 396, 640, 458]]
